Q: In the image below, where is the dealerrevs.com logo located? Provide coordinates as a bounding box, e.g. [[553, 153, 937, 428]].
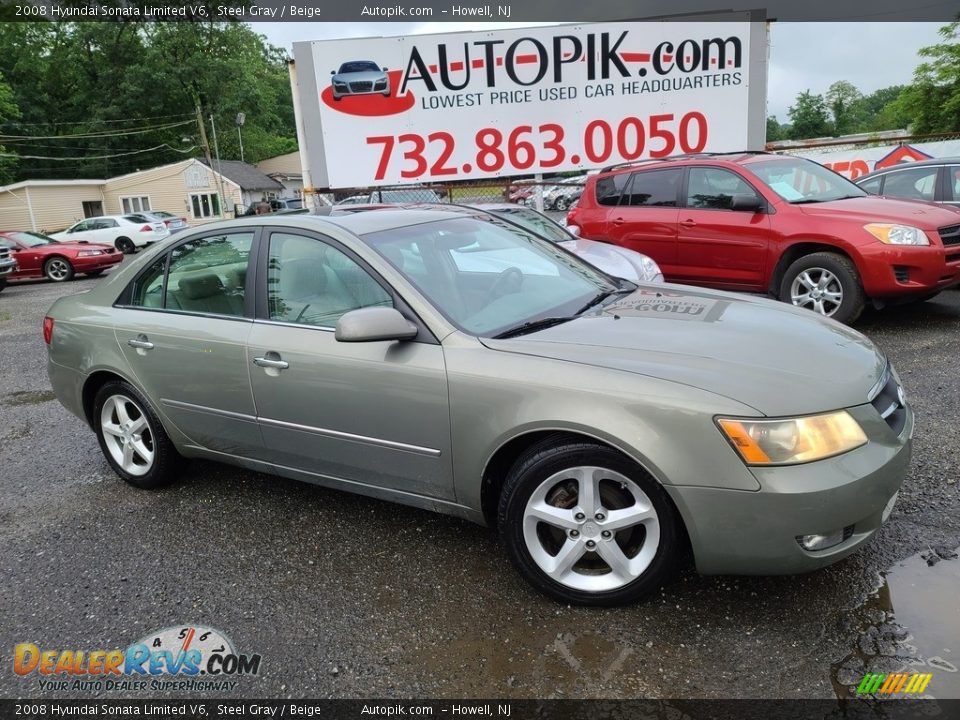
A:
[[14, 625, 261, 692]]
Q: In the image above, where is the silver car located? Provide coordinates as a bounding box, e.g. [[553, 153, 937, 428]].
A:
[[331, 60, 390, 99], [44, 211, 912, 605]]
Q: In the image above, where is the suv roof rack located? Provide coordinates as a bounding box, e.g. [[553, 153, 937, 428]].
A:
[[599, 150, 771, 174]]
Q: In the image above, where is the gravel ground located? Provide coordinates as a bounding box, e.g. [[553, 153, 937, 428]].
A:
[[0, 269, 957, 700]]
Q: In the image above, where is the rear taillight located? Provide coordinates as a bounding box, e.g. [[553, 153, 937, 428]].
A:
[[140, 224, 152, 232], [163, 219, 172, 226], [43, 316, 54, 345]]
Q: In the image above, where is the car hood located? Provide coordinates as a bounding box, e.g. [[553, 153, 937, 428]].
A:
[[41, 241, 114, 252], [333, 70, 385, 82], [796, 196, 960, 228], [480, 286, 886, 416]]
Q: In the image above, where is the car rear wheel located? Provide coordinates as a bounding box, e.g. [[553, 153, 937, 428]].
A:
[[115, 237, 135, 254], [499, 438, 680, 605], [780, 252, 865, 324], [92, 381, 184, 489], [43, 256, 74, 282]]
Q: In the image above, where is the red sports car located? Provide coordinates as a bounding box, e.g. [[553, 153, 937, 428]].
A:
[[0, 230, 123, 284]]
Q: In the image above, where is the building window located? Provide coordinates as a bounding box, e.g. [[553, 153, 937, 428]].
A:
[[121, 196, 151, 214], [190, 192, 221, 219]]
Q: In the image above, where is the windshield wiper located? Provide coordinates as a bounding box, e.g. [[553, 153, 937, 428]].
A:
[[492, 316, 574, 339], [574, 284, 635, 315]]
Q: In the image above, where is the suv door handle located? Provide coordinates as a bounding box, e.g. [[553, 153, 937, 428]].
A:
[[679, 219, 697, 228], [611, 217, 625, 225], [127, 335, 154, 350], [253, 354, 289, 371]]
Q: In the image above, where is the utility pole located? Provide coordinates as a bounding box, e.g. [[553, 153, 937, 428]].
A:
[[194, 101, 227, 217], [209, 113, 230, 218]]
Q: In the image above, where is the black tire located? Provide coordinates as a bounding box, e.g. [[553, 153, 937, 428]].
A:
[[498, 438, 681, 606], [555, 196, 570, 211], [0, 277, 6, 293], [779, 251, 865, 324], [92, 380, 185, 489], [115, 237, 135, 254], [43, 256, 74, 282], [84, 269, 105, 277]]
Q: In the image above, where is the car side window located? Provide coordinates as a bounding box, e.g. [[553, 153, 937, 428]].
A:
[[858, 176, 882, 195], [69, 221, 90, 233], [686, 168, 759, 210], [136, 233, 253, 316], [622, 169, 682, 207], [267, 232, 392, 328], [881, 167, 938, 201], [949, 166, 960, 202], [595, 173, 629, 206]]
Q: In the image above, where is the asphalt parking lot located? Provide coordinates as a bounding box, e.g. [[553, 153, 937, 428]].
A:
[[0, 267, 957, 700]]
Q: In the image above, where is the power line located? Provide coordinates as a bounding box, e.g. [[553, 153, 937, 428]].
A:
[[0, 119, 194, 141], [0, 113, 195, 129], [0, 143, 198, 161]]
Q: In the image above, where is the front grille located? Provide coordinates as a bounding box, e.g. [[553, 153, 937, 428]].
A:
[[893, 266, 910, 283], [0, 248, 9, 261], [870, 369, 907, 435], [350, 81, 373, 93], [939, 224, 960, 246]]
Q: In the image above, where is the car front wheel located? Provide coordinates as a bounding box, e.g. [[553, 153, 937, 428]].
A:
[[44, 256, 74, 282], [780, 251, 865, 324], [499, 438, 681, 605], [92, 380, 184, 489]]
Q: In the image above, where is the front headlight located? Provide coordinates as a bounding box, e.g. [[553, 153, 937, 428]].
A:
[[638, 256, 664, 283], [717, 410, 867, 465], [76, 249, 102, 257], [864, 223, 930, 246]]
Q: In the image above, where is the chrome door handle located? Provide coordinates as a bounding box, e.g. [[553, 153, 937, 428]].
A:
[[253, 356, 289, 370], [127, 336, 154, 350]]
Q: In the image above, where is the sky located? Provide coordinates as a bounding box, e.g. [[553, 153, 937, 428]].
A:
[[256, 21, 944, 123]]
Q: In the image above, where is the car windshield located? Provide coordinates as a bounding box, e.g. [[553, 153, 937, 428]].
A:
[[8, 231, 57, 247], [364, 216, 617, 337], [749, 158, 867, 203], [486, 207, 570, 243], [339, 61, 380, 73]]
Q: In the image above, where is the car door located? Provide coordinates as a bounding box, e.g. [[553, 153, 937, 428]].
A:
[[62, 220, 95, 243], [604, 168, 682, 272], [114, 230, 263, 459], [943, 165, 960, 209], [89, 218, 120, 244], [246, 228, 455, 500], [674, 166, 772, 290]]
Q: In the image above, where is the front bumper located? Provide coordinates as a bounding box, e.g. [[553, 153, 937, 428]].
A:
[[858, 243, 960, 297], [0, 259, 17, 276], [73, 253, 123, 272], [666, 402, 913, 575]]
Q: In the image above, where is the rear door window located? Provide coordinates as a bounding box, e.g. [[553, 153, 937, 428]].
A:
[[881, 166, 938, 201], [622, 169, 682, 207]]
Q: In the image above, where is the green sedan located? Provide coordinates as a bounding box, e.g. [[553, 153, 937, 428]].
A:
[[44, 210, 912, 605]]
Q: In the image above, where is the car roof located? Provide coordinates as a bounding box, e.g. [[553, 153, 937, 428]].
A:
[[300, 208, 461, 235], [596, 151, 788, 177], [857, 157, 960, 180]]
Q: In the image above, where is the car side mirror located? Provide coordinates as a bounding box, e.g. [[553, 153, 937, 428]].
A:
[[382, 67, 388, 71], [330, 70, 335, 74], [730, 194, 763, 212], [335, 307, 417, 343]]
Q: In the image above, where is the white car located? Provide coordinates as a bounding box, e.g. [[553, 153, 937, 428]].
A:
[[53, 214, 170, 254]]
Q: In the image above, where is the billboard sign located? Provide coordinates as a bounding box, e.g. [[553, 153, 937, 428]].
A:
[[292, 18, 767, 188]]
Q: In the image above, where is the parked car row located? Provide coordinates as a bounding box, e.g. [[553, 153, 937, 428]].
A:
[[567, 152, 960, 323], [854, 156, 960, 207]]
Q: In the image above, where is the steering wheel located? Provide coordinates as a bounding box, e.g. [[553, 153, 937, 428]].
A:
[[483, 266, 524, 305]]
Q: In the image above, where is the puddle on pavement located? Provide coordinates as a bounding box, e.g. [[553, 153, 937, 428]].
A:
[[3, 389, 56, 406], [832, 546, 960, 699]]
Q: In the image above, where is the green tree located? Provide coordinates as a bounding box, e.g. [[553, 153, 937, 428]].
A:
[[766, 115, 786, 142], [825, 80, 863, 136], [894, 21, 960, 133], [0, 71, 20, 183], [787, 90, 831, 139]]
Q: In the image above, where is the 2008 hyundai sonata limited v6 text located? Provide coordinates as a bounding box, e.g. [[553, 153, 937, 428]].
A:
[[44, 210, 912, 605]]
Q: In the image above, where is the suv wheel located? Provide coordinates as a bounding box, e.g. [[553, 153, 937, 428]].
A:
[[780, 252, 865, 324], [498, 438, 680, 606]]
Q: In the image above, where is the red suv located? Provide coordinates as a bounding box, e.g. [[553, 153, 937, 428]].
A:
[[567, 152, 960, 323]]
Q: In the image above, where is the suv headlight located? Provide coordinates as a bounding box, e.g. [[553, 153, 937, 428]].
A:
[[717, 410, 867, 465], [864, 223, 930, 246]]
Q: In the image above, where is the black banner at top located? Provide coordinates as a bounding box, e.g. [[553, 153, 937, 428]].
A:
[[2, 0, 959, 22]]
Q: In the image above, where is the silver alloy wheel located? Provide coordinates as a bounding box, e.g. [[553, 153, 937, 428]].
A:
[[46, 258, 71, 281], [522, 466, 661, 592], [790, 268, 843, 316], [99, 394, 155, 476]]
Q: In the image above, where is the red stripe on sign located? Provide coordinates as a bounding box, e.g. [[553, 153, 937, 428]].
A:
[[516, 54, 538, 64], [472, 59, 485, 69], [496, 57, 503, 66], [662, 54, 673, 62], [429, 64, 438, 73], [620, 52, 651, 62], [450, 61, 464, 71]]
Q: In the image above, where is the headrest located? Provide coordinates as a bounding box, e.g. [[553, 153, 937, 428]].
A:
[[178, 273, 224, 300], [282, 258, 328, 294]]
